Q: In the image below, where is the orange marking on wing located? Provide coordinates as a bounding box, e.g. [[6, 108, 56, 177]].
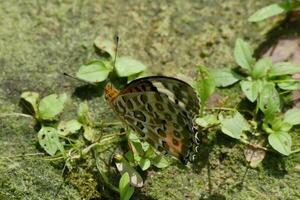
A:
[[104, 83, 120, 103], [165, 133, 183, 157]]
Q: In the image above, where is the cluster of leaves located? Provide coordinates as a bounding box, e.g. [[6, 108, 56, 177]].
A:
[[248, 0, 300, 22], [20, 92, 119, 158], [116, 132, 170, 200], [195, 38, 300, 166], [75, 36, 147, 86]]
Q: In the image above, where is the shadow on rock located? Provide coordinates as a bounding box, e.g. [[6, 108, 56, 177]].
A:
[[73, 82, 106, 100]]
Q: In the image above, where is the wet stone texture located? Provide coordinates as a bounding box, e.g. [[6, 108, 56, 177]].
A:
[[1, 0, 300, 199]]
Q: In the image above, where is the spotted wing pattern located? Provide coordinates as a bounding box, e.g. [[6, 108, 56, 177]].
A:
[[105, 76, 200, 162]]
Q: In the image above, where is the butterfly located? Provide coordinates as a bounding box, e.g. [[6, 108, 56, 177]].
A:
[[104, 76, 200, 163]]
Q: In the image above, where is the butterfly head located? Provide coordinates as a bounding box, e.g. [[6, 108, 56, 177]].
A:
[[104, 83, 120, 103]]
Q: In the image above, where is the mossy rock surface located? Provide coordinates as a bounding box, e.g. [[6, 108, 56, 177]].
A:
[[1, 0, 299, 199]]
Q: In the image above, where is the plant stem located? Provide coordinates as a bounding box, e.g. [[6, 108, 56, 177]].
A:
[[205, 107, 236, 111], [0, 113, 33, 119], [291, 149, 300, 154]]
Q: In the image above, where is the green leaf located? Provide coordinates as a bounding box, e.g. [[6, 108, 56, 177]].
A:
[[38, 127, 64, 156], [144, 145, 156, 158], [76, 60, 112, 83], [128, 132, 145, 156], [277, 76, 300, 90], [212, 68, 241, 87], [139, 158, 151, 171], [270, 116, 292, 132], [151, 155, 170, 168], [125, 151, 135, 163], [119, 173, 135, 200], [240, 81, 258, 102], [77, 102, 91, 125], [115, 154, 143, 187], [269, 62, 300, 77], [248, 3, 288, 22], [20, 92, 40, 116], [115, 57, 147, 77], [234, 38, 255, 72], [38, 93, 67, 120], [195, 114, 219, 128], [83, 126, 98, 142], [196, 65, 215, 104], [94, 37, 116, 58], [268, 132, 292, 156], [57, 120, 82, 136], [259, 83, 280, 117], [240, 80, 261, 102], [220, 111, 250, 139], [284, 108, 300, 125], [251, 57, 272, 79]]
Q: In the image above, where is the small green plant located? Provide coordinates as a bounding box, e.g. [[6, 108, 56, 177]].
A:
[[195, 38, 300, 167], [75, 36, 147, 86], [248, 0, 300, 22]]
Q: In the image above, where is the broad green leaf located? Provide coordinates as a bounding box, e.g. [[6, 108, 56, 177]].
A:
[[196, 65, 215, 104], [248, 3, 287, 22], [195, 114, 219, 128], [76, 60, 112, 82], [268, 132, 292, 156], [259, 83, 280, 117], [151, 155, 170, 168], [212, 68, 241, 87], [38, 93, 67, 120], [139, 158, 151, 171], [277, 76, 300, 90], [83, 126, 98, 142], [115, 154, 143, 188], [119, 173, 135, 200], [240, 80, 262, 102], [57, 120, 82, 136], [269, 62, 300, 77], [94, 37, 115, 58], [77, 102, 91, 125], [284, 108, 300, 125], [20, 91, 40, 116], [38, 127, 64, 156], [251, 57, 272, 79], [115, 57, 147, 77], [234, 38, 255, 72], [220, 111, 250, 139]]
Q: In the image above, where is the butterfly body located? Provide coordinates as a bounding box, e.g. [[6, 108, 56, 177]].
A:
[[105, 76, 199, 162]]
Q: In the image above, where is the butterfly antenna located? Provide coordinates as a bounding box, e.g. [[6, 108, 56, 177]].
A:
[[113, 35, 119, 68], [63, 72, 97, 86]]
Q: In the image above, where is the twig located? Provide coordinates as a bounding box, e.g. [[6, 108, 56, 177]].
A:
[[0, 113, 33, 119]]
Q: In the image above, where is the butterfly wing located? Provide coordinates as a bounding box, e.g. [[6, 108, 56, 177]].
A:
[[106, 76, 199, 161], [119, 76, 200, 116]]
